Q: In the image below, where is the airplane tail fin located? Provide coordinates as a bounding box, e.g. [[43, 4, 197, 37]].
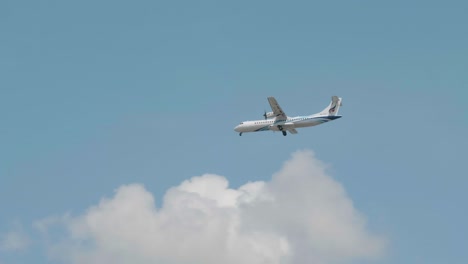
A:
[[318, 96, 342, 116]]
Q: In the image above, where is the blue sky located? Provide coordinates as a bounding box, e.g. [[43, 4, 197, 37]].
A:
[[1, 1, 467, 263]]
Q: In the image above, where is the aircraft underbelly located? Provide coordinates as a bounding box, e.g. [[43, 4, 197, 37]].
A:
[[294, 123, 310, 128], [294, 119, 329, 128], [252, 124, 271, 132]]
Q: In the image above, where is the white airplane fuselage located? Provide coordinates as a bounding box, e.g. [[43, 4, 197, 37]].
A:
[[234, 114, 341, 134], [234, 96, 342, 136]]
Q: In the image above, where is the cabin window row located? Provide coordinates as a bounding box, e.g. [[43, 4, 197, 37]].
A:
[[254, 118, 307, 124]]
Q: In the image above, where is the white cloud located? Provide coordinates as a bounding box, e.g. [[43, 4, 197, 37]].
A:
[[37, 150, 385, 264], [0, 228, 30, 252]]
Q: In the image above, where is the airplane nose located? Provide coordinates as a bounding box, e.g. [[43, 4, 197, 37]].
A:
[[234, 125, 240, 132]]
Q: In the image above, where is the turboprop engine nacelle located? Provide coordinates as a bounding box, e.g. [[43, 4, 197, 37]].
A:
[[263, 111, 275, 119]]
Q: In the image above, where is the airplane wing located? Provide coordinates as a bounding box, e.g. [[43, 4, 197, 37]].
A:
[[267, 97, 287, 120], [288, 128, 298, 134]]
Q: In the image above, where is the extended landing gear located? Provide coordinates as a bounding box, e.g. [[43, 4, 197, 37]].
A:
[[239, 132, 243, 136], [277, 125, 287, 136]]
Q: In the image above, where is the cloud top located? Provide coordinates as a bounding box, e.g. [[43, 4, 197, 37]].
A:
[[38, 150, 385, 264]]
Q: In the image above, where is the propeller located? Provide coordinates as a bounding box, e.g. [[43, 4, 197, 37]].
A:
[[263, 110, 267, 120]]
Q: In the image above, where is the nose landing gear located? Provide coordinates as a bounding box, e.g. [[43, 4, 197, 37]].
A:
[[239, 132, 243, 136]]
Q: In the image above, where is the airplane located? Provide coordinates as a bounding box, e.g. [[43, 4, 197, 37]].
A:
[[234, 96, 342, 136]]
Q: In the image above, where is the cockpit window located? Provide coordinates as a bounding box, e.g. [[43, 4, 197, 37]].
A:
[[239, 122, 244, 124]]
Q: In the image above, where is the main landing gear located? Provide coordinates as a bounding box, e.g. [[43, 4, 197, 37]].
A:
[[277, 125, 287, 136]]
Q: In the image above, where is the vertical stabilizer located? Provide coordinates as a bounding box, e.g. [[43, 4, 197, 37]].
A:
[[318, 96, 342, 116]]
